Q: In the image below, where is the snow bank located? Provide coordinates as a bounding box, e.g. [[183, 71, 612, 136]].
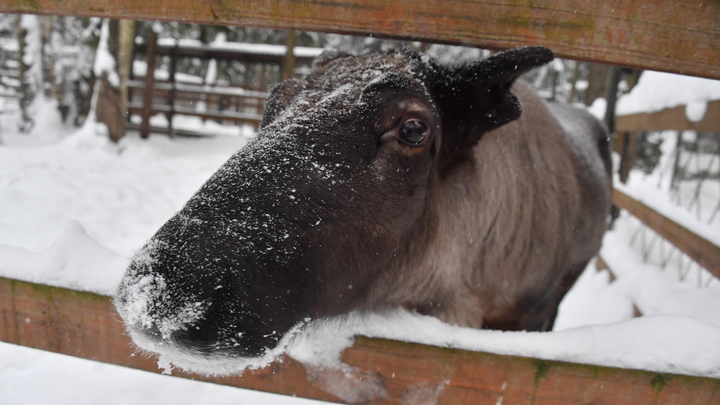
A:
[[0, 341, 328, 405], [0, 220, 126, 294], [0, 127, 249, 259]]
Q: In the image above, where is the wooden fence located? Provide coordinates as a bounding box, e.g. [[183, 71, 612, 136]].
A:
[[0, 0, 719, 404], [612, 189, 719, 279], [2, 276, 719, 405], [129, 34, 324, 137]]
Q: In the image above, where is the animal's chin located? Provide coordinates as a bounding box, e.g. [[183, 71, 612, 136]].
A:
[[126, 323, 305, 376]]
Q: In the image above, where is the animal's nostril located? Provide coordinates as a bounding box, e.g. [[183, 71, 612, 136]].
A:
[[143, 323, 163, 340], [129, 321, 164, 343], [169, 329, 215, 355]]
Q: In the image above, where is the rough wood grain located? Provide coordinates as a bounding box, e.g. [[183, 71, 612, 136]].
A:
[[1, 276, 719, 404], [613, 188, 720, 279], [617, 100, 720, 132], [0, 0, 718, 79]]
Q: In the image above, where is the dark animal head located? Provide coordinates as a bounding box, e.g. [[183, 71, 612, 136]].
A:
[[114, 46, 553, 372]]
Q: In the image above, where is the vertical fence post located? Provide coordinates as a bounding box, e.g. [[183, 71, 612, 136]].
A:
[[282, 30, 296, 81], [139, 32, 157, 139], [168, 40, 178, 138]]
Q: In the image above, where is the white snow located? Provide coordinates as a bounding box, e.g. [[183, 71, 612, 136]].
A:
[[685, 100, 708, 123], [587, 97, 607, 120], [0, 341, 329, 405], [617, 70, 720, 117], [1, 58, 719, 404], [93, 19, 120, 88], [155, 37, 324, 59]]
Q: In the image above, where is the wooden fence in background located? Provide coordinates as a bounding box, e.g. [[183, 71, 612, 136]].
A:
[[128, 34, 324, 137], [0, 0, 719, 403]]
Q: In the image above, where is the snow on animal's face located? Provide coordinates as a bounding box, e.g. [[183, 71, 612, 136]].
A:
[[114, 49, 447, 373]]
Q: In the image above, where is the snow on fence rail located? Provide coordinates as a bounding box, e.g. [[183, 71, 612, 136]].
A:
[[616, 100, 720, 133], [1, 276, 718, 405]]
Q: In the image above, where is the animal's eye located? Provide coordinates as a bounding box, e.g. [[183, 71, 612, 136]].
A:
[[399, 119, 429, 145]]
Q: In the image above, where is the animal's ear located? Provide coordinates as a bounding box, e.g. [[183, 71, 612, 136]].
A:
[[433, 46, 552, 167], [260, 79, 303, 128], [458, 46, 553, 131]]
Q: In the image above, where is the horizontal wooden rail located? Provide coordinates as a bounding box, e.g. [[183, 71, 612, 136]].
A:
[[612, 188, 720, 279], [0, 1, 718, 80], [1, 276, 718, 404], [127, 105, 262, 125], [127, 80, 268, 99], [616, 100, 720, 132], [127, 122, 260, 138]]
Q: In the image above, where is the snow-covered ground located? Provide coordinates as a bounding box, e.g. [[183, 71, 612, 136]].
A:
[[1, 75, 719, 403]]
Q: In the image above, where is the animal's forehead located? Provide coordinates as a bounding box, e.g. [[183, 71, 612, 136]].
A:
[[264, 51, 433, 131], [303, 51, 429, 101]]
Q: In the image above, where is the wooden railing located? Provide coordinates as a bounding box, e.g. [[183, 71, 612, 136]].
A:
[[616, 100, 720, 133], [2, 276, 718, 405], [612, 189, 720, 279], [126, 79, 267, 135], [1, 1, 718, 80], [611, 98, 720, 282]]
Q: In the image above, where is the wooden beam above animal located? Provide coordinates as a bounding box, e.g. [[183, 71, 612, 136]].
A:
[[114, 46, 612, 375]]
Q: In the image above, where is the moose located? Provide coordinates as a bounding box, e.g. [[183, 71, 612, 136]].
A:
[[115, 46, 612, 373]]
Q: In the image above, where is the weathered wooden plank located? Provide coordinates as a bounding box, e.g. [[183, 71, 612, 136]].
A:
[[128, 80, 268, 99], [1, 276, 719, 404], [125, 122, 218, 138], [0, 0, 718, 80], [612, 188, 720, 279], [344, 337, 720, 405], [616, 100, 720, 132]]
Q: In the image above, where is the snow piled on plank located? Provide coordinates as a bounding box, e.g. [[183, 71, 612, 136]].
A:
[[155, 37, 324, 58], [291, 307, 720, 379], [0, 220, 126, 294], [617, 70, 720, 116]]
